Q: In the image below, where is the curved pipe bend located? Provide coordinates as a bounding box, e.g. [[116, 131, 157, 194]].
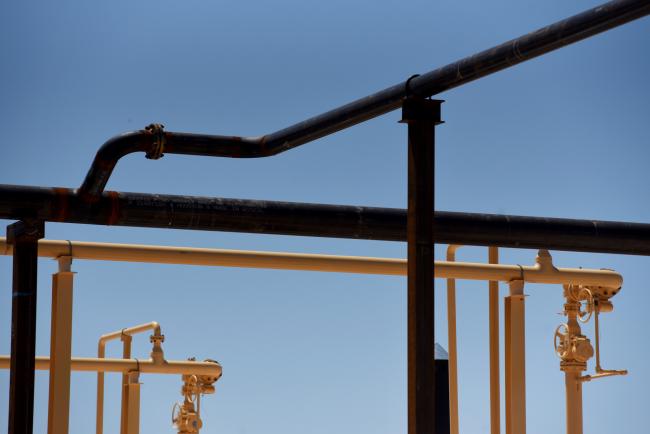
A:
[[79, 129, 272, 198]]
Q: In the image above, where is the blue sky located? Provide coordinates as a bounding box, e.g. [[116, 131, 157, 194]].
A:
[[1, 1, 649, 433]]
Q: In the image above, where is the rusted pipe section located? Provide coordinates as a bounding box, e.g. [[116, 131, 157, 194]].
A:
[[2, 184, 650, 255], [78, 128, 278, 198], [78, 0, 650, 198]]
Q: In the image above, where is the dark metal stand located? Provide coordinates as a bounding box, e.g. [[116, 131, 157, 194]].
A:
[[434, 359, 451, 434], [7, 220, 44, 434], [402, 98, 443, 434]]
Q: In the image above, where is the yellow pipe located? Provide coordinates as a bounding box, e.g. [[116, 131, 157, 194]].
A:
[[445, 246, 461, 434], [97, 323, 163, 434], [98, 322, 162, 344], [0, 356, 222, 376], [0, 238, 623, 288], [488, 246, 500, 434]]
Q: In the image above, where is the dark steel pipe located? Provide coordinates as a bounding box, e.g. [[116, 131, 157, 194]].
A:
[[6, 220, 44, 434], [78, 0, 650, 197], [2, 184, 650, 255], [402, 98, 442, 434]]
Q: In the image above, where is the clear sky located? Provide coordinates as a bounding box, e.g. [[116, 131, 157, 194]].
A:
[[1, 1, 649, 434]]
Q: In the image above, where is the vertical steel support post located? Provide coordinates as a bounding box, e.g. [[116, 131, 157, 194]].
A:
[[505, 279, 526, 434], [47, 256, 74, 434], [401, 97, 443, 434], [6, 220, 44, 434], [488, 247, 500, 434]]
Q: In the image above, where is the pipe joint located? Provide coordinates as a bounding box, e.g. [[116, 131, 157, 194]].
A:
[[535, 249, 555, 272], [144, 124, 166, 160], [149, 333, 165, 365]]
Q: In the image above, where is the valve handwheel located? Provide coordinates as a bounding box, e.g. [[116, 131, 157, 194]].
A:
[[568, 285, 594, 323], [554, 323, 569, 359]]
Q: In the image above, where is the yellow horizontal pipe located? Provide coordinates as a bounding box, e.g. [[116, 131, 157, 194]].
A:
[[0, 356, 222, 377], [0, 238, 622, 288], [98, 322, 161, 345]]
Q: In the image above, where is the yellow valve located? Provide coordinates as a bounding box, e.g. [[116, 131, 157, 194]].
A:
[[554, 284, 627, 434], [172, 400, 202, 434], [554, 324, 593, 363], [172, 359, 221, 434]]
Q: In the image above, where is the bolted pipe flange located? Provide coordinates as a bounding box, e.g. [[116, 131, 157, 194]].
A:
[[144, 123, 166, 160]]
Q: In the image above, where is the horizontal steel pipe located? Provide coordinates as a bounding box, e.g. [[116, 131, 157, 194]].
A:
[[0, 238, 624, 289], [0, 356, 222, 377], [1, 184, 650, 255], [78, 0, 650, 196]]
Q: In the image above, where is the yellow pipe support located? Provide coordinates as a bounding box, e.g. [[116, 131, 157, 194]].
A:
[[0, 356, 223, 377], [123, 372, 141, 434], [0, 238, 623, 288], [445, 246, 461, 434], [47, 257, 74, 434], [488, 246, 500, 434], [505, 280, 527, 434]]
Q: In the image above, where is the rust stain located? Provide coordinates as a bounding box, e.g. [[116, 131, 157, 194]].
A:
[[107, 191, 121, 225], [52, 187, 70, 222]]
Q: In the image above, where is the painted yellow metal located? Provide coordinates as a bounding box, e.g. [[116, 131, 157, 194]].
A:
[[123, 372, 141, 434], [505, 279, 526, 434], [119, 335, 133, 434], [554, 284, 627, 434], [96, 322, 164, 434], [47, 257, 74, 434], [565, 371, 583, 434], [0, 238, 627, 434], [488, 246, 500, 434], [556, 285, 592, 434], [0, 356, 223, 376], [0, 238, 624, 288], [173, 373, 214, 434], [445, 245, 460, 434]]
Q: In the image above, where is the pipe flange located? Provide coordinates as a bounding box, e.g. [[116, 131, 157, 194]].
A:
[[144, 123, 166, 160]]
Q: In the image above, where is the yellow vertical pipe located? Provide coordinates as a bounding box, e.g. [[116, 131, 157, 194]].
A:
[[120, 336, 133, 434], [446, 246, 460, 434], [96, 348, 105, 434], [47, 257, 74, 434], [488, 247, 500, 434], [505, 280, 526, 434], [565, 371, 583, 434]]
